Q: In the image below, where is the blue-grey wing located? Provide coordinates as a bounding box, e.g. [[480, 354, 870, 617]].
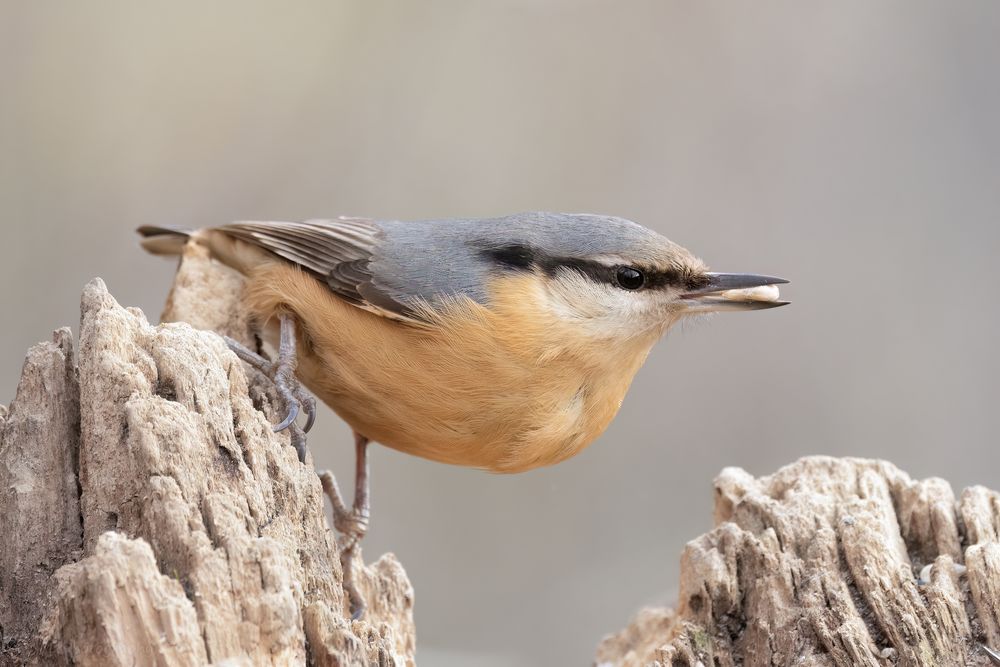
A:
[[217, 217, 491, 320]]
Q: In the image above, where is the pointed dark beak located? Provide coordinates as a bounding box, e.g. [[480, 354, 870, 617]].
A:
[[680, 273, 790, 312]]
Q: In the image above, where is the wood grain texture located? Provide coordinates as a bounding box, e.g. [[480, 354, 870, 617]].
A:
[[0, 271, 414, 666], [596, 458, 1000, 667]]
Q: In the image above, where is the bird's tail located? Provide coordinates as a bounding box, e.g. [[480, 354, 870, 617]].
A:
[[136, 225, 194, 256]]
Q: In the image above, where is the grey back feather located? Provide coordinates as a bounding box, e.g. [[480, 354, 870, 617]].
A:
[[219, 213, 678, 318]]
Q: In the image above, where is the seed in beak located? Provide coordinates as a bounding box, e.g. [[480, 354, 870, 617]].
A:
[[719, 284, 781, 303]]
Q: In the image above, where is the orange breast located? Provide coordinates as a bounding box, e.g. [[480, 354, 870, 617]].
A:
[[240, 263, 656, 473]]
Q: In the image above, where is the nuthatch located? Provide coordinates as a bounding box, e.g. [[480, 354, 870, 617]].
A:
[[139, 212, 788, 616]]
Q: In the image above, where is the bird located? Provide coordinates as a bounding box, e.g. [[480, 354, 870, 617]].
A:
[[138, 211, 788, 616]]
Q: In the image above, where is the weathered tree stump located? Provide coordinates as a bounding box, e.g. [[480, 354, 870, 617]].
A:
[[596, 457, 1000, 667], [0, 269, 415, 665], [6, 244, 999, 667]]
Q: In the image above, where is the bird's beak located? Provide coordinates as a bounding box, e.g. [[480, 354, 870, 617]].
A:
[[679, 273, 790, 312]]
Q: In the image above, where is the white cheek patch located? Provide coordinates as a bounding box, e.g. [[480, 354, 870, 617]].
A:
[[543, 271, 668, 339]]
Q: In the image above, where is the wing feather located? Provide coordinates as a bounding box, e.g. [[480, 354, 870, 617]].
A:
[[217, 218, 417, 320]]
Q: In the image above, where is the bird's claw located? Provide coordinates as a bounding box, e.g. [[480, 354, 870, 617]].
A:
[[321, 468, 369, 619], [320, 471, 371, 550], [223, 316, 315, 462], [287, 424, 307, 463], [271, 367, 315, 437], [319, 434, 371, 620], [273, 401, 299, 433], [334, 512, 370, 552], [301, 393, 317, 433]]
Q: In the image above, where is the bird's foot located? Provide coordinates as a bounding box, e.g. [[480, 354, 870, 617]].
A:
[[319, 433, 371, 620], [224, 314, 315, 462], [332, 505, 370, 552], [320, 469, 369, 619]]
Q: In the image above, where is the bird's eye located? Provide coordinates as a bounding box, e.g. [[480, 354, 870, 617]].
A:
[[615, 266, 645, 290]]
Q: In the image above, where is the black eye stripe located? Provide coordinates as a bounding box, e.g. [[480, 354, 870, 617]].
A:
[[549, 259, 695, 291], [481, 243, 704, 290], [484, 244, 536, 269]]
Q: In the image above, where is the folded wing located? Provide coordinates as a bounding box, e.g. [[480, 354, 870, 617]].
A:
[[219, 218, 417, 320]]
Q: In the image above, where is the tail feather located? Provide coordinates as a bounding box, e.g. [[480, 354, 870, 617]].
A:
[[137, 225, 193, 256]]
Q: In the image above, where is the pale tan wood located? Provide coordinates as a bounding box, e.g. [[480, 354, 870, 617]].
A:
[[9, 247, 998, 667], [0, 269, 415, 666], [596, 458, 1000, 667]]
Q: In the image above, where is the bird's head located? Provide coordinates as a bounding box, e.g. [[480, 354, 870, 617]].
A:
[[478, 213, 788, 343]]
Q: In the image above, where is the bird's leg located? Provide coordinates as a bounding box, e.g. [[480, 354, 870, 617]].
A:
[[984, 644, 1000, 665], [319, 431, 371, 620], [224, 314, 317, 462]]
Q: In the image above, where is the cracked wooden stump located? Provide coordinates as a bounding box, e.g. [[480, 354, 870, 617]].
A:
[[0, 250, 414, 666], [596, 457, 1000, 667]]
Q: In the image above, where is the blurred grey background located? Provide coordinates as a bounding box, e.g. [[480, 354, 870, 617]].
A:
[[3, 2, 999, 664]]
